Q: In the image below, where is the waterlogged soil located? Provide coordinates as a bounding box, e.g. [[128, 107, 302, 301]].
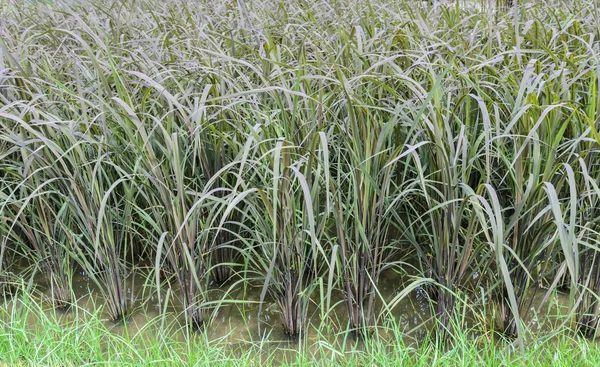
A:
[[1, 268, 571, 358], [4, 269, 431, 339]]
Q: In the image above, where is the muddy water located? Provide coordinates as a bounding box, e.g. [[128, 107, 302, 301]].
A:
[[2, 268, 571, 356], [12, 269, 433, 343]]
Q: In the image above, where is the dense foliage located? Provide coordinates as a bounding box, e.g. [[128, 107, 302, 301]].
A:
[[1, 0, 600, 353]]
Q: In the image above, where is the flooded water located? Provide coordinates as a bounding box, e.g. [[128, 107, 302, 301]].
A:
[[0, 266, 572, 358]]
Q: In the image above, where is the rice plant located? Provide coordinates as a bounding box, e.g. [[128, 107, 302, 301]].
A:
[[240, 130, 330, 337], [2, 0, 600, 354]]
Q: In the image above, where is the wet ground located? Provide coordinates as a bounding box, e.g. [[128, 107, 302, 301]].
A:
[[0, 266, 571, 359]]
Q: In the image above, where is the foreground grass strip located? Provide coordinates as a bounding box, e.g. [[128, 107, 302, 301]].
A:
[[0, 297, 599, 366]]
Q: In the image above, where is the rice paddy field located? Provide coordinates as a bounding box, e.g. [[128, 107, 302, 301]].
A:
[[1, 0, 600, 365]]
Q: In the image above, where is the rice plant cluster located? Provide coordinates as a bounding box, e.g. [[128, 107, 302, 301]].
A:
[[1, 0, 600, 350]]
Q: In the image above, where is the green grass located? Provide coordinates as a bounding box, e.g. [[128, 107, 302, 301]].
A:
[[0, 292, 598, 366]]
